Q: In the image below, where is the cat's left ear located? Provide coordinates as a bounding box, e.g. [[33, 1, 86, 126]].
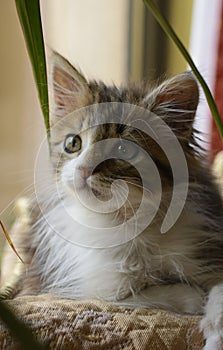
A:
[[49, 52, 93, 122], [143, 72, 199, 137]]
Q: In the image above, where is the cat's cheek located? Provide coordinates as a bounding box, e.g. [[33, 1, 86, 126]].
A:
[[61, 162, 85, 193]]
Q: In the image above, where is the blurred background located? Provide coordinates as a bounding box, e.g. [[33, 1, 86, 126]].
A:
[[0, 0, 223, 215]]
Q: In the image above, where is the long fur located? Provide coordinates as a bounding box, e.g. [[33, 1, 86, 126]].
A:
[[19, 52, 223, 349]]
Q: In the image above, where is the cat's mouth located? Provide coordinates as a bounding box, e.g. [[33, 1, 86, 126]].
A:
[[87, 183, 111, 202], [91, 187, 102, 198], [85, 176, 113, 201], [65, 180, 108, 203]]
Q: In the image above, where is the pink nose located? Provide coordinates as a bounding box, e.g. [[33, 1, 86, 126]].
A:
[[79, 166, 91, 180]]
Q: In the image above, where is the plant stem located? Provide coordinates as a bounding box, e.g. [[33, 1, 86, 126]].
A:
[[15, 0, 50, 137], [144, 0, 223, 139]]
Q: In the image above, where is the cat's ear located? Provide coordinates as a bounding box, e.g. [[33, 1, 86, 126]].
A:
[[49, 52, 93, 121], [144, 72, 199, 137]]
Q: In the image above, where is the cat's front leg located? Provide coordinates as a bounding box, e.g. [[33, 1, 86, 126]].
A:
[[200, 283, 223, 350], [121, 283, 205, 314]]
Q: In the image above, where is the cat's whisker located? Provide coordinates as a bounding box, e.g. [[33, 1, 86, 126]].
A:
[[112, 181, 138, 227], [119, 179, 153, 196]]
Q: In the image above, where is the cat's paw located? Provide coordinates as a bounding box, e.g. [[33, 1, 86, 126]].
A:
[[200, 317, 223, 350], [200, 285, 223, 350], [202, 334, 223, 350]]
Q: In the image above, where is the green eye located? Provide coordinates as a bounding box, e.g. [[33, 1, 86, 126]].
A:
[[64, 134, 82, 153], [116, 142, 138, 160]]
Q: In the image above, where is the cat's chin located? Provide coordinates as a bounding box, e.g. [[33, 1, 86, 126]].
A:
[[62, 180, 106, 203], [59, 181, 112, 218]]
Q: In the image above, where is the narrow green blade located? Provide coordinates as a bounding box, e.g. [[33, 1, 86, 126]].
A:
[[15, 0, 50, 136], [144, 0, 223, 139]]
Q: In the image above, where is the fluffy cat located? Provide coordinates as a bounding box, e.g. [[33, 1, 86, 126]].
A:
[[4, 53, 223, 349]]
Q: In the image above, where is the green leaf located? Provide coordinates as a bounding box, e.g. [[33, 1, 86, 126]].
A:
[[144, 0, 223, 139], [15, 0, 50, 136]]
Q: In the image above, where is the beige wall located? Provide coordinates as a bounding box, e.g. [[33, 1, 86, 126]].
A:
[[42, 0, 129, 84], [0, 2, 45, 215], [128, 1, 145, 82], [167, 0, 194, 75]]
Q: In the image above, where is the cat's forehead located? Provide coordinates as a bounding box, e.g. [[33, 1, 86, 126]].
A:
[[52, 104, 132, 140]]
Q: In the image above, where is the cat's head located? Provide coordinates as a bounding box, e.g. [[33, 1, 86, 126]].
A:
[[48, 52, 199, 222]]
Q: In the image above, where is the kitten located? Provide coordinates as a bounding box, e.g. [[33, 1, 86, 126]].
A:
[[7, 53, 223, 349]]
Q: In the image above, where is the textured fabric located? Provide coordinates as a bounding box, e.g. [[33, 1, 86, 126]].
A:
[[0, 295, 204, 350]]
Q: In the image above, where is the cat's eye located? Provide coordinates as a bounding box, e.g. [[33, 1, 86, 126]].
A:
[[116, 142, 138, 160], [64, 134, 82, 153]]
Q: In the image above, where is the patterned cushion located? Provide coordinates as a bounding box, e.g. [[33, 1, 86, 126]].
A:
[[0, 295, 204, 350]]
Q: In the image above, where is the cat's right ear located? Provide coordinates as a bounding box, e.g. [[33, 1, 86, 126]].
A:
[[143, 72, 199, 138], [49, 52, 93, 123]]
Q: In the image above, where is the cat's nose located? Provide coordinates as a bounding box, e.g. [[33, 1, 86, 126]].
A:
[[78, 166, 92, 180]]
